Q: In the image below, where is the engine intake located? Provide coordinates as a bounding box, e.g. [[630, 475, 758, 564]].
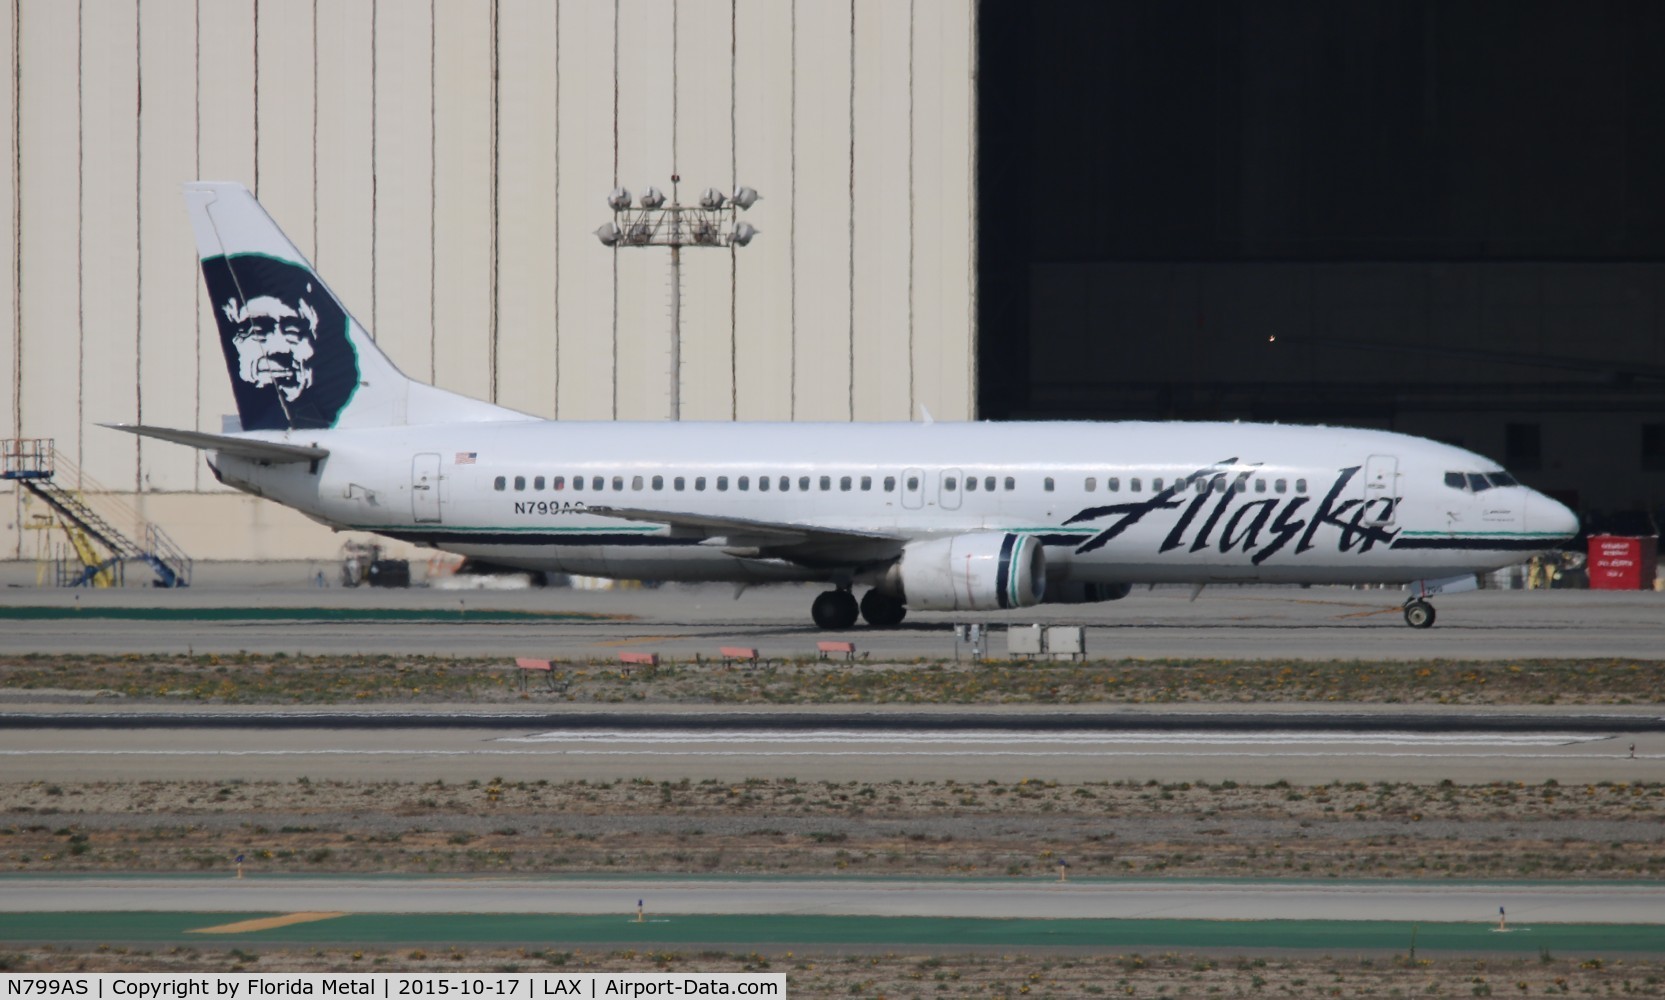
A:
[[897, 532, 1046, 611]]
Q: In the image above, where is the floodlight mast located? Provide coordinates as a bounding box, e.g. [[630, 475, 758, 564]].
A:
[[597, 176, 761, 420]]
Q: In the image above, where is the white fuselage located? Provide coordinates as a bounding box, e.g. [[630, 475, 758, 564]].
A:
[[210, 419, 1577, 590]]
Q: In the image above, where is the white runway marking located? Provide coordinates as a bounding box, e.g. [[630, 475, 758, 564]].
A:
[[500, 729, 1610, 748]]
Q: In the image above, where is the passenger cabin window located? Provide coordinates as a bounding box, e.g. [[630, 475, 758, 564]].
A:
[[860, 476, 872, 491], [493, 476, 506, 491], [1274, 479, 1287, 494], [799, 476, 811, 491], [1004, 477, 1015, 491], [738, 476, 749, 491], [612, 476, 624, 491], [1043, 477, 1055, 492], [907, 476, 920, 491], [1295, 478, 1308, 493], [533, 476, 545, 490], [965, 477, 978, 492], [514, 475, 526, 491], [652, 475, 663, 490], [779, 476, 790, 491], [630, 476, 643, 490], [759, 476, 770, 491], [1107, 477, 1119, 492], [1084, 477, 1096, 491], [717, 476, 729, 491], [1253, 479, 1265, 493], [841, 476, 853, 491], [943, 477, 956, 491], [884, 476, 896, 491], [571, 477, 584, 491], [553, 476, 565, 491], [674, 476, 685, 491], [695, 477, 707, 490], [819, 476, 832, 491], [1152, 478, 1163, 492], [984, 476, 996, 492], [591, 476, 603, 490], [1130, 478, 1142, 493]]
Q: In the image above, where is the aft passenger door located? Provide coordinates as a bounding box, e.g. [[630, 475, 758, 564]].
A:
[[1363, 454, 1397, 525], [412, 453, 443, 523]]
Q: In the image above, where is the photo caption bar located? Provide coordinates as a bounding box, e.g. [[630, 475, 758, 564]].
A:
[[0, 975, 785, 1000]]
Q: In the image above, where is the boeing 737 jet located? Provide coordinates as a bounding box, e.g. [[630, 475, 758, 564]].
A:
[[110, 183, 1579, 629]]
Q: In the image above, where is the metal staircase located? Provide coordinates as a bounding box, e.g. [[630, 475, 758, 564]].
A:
[[2, 437, 192, 587]]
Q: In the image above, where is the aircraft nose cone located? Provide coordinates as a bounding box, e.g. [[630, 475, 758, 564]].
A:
[[1527, 492, 1579, 542]]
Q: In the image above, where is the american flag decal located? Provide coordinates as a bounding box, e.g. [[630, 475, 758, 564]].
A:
[[455, 452, 477, 465]]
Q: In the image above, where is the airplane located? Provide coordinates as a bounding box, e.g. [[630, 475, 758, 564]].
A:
[[108, 182, 1580, 630]]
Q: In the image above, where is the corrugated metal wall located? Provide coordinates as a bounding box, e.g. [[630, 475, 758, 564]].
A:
[[1, 0, 977, 563]]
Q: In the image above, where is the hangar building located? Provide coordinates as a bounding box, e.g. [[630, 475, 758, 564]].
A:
[[4, 0, 1661, 568]]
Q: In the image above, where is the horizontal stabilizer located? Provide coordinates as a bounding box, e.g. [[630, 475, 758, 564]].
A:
[[101, 424, 329, 463]]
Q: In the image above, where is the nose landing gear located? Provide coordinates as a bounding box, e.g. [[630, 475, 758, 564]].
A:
[[1403, 598, 1436, 629]]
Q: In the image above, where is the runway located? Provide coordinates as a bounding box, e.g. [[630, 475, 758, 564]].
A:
[[2, 876, 1662, 924], [2, 720, 1658, 782], [0, 582, 1660, 660]]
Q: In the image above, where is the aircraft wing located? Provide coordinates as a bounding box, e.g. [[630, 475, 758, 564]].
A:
[[585, 505, 902, 561], [102, 423, 329, 464]]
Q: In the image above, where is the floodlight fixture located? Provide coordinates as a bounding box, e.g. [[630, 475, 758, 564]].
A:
[[598, 177, 761, 420]]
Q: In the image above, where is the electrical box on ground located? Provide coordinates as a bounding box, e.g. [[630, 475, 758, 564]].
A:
[[1005, 624, 1085, 660]]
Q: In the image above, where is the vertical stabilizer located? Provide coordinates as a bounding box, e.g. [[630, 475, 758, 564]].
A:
[[185, 182, 527, 432]]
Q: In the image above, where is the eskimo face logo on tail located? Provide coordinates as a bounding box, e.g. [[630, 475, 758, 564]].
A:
[[202, 254, 358, 431]]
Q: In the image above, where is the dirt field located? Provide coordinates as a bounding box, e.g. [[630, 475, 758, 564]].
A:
[[1, 653, 1662, 706], [4, 775, 1661, 880]]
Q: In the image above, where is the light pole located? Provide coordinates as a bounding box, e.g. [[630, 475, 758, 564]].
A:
[[597, 176, 760, 420]]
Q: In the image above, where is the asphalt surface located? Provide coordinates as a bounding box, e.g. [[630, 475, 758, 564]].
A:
[[3, 877, 1661, 924], [0, 578, 1660, 660], [2, 720, 1658, 783]]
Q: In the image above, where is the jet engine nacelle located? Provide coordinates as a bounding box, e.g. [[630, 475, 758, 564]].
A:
[[1045, 581, 1133, 604], [897, 532, 1046, 611]]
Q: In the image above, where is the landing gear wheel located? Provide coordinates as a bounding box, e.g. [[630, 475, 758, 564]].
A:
[[812, 589, 860, 630], [859, 589, 907, 627], [1403, 599, 1436, 629]]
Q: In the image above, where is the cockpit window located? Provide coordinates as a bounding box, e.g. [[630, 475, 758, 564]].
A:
[[1447, 470, 1520, 492]]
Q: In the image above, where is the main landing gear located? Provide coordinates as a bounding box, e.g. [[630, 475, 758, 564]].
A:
[[1403, 598, 1436, 629], [859, 589, 907, 627], [811, 589, 859, 629], [810, 588, 908, 629]]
